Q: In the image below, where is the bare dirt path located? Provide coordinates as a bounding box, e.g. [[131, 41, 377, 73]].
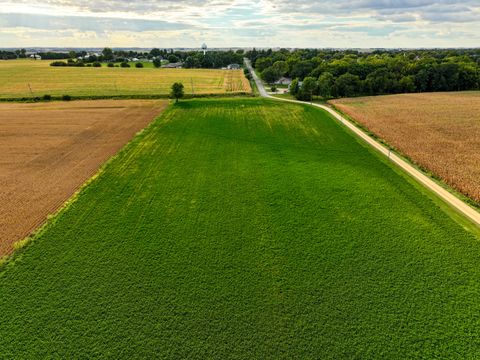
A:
[[0, 99, 168, 256], [244, 58, 480, 227]]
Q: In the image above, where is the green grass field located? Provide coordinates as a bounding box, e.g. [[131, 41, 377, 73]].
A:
[[0, 60, 251, 98], [1, 98, 480, 358]]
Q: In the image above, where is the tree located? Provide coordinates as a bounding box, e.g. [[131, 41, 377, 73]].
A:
[[261, 67, 280, 84], [318, 72, 335, 98], [290, 60, 314, 80], [150, 48, 161, 57], [289, 78, 300, 96], [399, 76, 416, 93], [183, 56, 196, 68], [168, 54, 179, 63], [335, 73, 361, 97], [135, 62, 144, 68], [171, 82, 184, 102], [69, 51, 77, 59], [255, 57, 273, 72], [102, 48, 114, 61], [272, 61, 288, 76], [296, 76, 318, 101], [153, 58, 161, 68]]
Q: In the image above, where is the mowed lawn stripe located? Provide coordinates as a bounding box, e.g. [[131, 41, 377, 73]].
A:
[[0, 98, 480, 358]]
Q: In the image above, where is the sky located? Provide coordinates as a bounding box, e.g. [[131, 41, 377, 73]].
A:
[[0, 0, 479, 48]]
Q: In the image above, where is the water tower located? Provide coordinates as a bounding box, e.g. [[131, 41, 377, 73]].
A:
[[201, 43, 207, 55]]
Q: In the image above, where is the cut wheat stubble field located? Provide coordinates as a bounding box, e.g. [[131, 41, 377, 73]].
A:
[[330, 92, 480, 204], [0, 60, 251, 98], [0, 99, 167, 256]]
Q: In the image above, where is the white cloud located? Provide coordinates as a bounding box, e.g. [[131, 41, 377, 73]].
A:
[[0, 0, 478, 47]]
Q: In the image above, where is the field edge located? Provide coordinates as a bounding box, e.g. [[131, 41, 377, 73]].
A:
[[0, 103, 172, 271], [327, 101, 480, 213]]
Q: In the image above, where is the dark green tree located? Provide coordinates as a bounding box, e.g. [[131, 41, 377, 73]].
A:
[[153, 58, 161, 68], [102, 48, 114, 61], [150, 48, 161, 57], [335, 73, 361, 97], [318, 72, 335, 98], [261, 67, 281, 84], [296, 77, 318, 101], [289, 78, 300, 96], [168, 54, 179, 63], [171, 82, 184, 102]]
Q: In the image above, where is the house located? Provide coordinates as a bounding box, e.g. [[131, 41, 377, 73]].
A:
[[29, 54, 41, 60], [274, 77, 292, 85], [227, 63, 241, 70], [162, 62, 183, 69]]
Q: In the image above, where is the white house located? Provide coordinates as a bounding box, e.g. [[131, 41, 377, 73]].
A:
[[29, 54, 41, 60], [227, 64, 241, 70], [274, 77, 292, 85]]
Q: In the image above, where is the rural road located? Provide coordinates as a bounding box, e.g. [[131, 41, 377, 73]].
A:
[[244, 58, 480, 228]]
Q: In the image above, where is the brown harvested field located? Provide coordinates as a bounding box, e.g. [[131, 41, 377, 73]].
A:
[[0, 99, 167, 256], [330, 91, 480, 204]]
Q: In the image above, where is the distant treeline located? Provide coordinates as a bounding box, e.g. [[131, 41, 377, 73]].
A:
[[20, 48, 244, 69], [247, 48, 480, 99], [0, 49, 27, 59]]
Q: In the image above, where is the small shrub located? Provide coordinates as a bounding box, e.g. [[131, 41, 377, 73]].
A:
[[50, 61, 67, 67], [120, 62, 130, 68], [86, 63, 92, 67], [62, 95, 71, 101], [93, 62, 102, 67], [107, 63, 114, 68], [135, 62, 144, 68], [43, 94, 52, 101]]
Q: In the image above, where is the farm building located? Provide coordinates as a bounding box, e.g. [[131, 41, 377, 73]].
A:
[[162, 62, 183, 69], [274, 77, 292, 85], [227, 64, 241, 70]]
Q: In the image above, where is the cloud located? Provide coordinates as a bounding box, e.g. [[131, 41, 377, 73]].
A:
[[0, 0, 478, 47], [0, 13, 192, 32]]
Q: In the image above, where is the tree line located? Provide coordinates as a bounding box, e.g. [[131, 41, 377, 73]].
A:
[[4, 47, 244, 70], [247, 48, 480, 100], [1, 49, 26, 59]]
